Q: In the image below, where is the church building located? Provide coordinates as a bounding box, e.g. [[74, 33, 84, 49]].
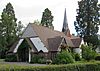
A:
[[8, 9, 83, 62]]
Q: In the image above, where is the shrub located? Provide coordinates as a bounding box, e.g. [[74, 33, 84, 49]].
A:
[[74, 53, 81, 61], [38, 58, 46, 64], [31, 55, 41, 63], [5, 54, 17, 62], [0, 47, 8, 59], [46, 59, 52, 64], [81, 44, 97, 61], [95, 54, 100, 60], [30, 55, 46, 64], [53, 50, 75, 64]]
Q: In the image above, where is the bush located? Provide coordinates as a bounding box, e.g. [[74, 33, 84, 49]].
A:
[[81, 44, 97, 61], [38, 58, 46, 64], [46, 59, 52, 64], [95, 54, 100, 60], [30, 55, 46, 64], [5, 54, 17, 62], [0, 47, 8, 59], [74, 53, 81, 61], [53, 50, 75, 64]]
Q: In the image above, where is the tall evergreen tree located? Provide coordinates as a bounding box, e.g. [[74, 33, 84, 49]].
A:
[[0, 3, 24, 58], [74, 0, 100, 46], [1, 2, 17, 47], [41, 8, 54, 29], [0, 2, 21, 57], [0, 23, 7, 58]]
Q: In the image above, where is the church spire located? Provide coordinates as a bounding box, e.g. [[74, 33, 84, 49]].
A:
[[62, 8, 71, 37]]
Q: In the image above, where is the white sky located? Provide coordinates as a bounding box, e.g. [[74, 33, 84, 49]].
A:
[[0, 0, 100, 34]]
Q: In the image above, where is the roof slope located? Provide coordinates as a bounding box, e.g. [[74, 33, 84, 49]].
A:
[[8, 40, 19, 53], [71, 38, 82, 47], [48, 36, 63, 51], [9, 23, 82, 53], [30, 23, 74, 50]]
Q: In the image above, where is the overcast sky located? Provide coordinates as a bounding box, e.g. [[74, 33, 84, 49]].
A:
[[0, 0, 100, 34]]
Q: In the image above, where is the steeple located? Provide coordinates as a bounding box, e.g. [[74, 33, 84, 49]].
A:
[[62, 8, 71, 37]]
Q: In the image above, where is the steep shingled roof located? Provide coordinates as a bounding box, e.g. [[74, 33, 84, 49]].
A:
[[48, 36, 63, 51], [32, 24, 74, 49], [71, 38, 82, 48], [9, 23, 82, 53]]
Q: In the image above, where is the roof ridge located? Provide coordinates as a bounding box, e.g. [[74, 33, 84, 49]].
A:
[[31, 23, 65, 35]]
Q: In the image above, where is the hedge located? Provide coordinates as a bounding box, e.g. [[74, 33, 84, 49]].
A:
[[5, 54, 17, 62], [0, 62, 100, 71]]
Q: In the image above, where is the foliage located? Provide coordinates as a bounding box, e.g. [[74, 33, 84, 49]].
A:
[[0, 20, 7, 52], [38, 58, 46, 64], [41, 8, 54, 29], [84, 35, 99, 46], [31, 55, 40, 63], [74, 53, 81, 61], [53, 50, 75, 64], [1, 2, 18, 47], [74, 0, 100, 46], [5, 54, 17, 62], [17, 21, 24, 37], [31, 55, 46, 64], [33, 19, 41, 25], [81, 44, 97, 61], [95, 54, 100, 61], [0, 3, 24, 58], [0, 61, 100, 71], [0, 2, 17, 58], [46, 59, 52, 64], [0, 40, 7, 58]]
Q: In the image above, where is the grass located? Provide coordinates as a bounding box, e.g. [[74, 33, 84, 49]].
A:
[[0, 59, 5, 62], [0, 60, 100, 66], [0, 61, 100, 71]]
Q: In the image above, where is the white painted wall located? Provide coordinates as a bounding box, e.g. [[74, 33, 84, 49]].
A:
[[96, 47, 100, 53], [29, 48, 31, 63], [73, 48, 82, 54], [73, 48, 82, 58], [79, 38, 84, 47]]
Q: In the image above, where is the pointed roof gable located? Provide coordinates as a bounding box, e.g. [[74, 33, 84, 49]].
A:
[[21, 24, 38, 38], [48, 36, 63, 51], [71, 38, 82, 47]]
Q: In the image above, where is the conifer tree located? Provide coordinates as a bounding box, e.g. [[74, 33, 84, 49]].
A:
[[1, 2, 17, 47], [74, 0, 100, 46], [0, 3, 24, 58], [41, 8, 54, 29]]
